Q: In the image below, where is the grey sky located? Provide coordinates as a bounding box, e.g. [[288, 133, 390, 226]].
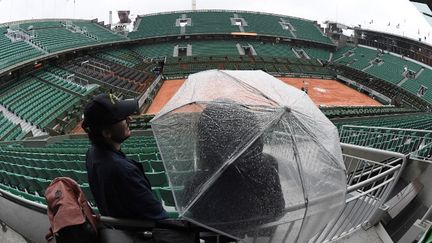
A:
[[0, 0, 431, 44]]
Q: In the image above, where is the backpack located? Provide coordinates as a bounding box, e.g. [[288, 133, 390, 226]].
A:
[[45, 177, 98, 243]]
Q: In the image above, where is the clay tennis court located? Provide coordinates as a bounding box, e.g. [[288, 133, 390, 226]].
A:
[[146, 79, 185, 114], [145, 77, 382, 114]]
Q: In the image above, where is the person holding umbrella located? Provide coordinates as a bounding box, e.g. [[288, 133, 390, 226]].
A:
[[151, 70, 347, 242], [184, 99, 285, 235]]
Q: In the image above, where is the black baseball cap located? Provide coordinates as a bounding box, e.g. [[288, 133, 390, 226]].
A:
[[82, 93, 138, 128]]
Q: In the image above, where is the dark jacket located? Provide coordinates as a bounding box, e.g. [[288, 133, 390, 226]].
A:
[[184, 100, 285, 232], [184, 152, 285, 231], [86, 143, 168, 220]]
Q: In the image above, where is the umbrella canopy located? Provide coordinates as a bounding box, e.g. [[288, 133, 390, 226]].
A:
[[151, 70, 346, 242]]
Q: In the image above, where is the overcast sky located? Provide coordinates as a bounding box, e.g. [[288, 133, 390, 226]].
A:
[[0, 0, 431, 44]]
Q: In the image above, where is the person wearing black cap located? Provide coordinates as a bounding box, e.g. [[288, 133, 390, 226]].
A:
[[82, 93, 168, 221]]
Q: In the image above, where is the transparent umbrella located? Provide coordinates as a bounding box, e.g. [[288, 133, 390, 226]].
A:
[[151, 70, 346, 242]]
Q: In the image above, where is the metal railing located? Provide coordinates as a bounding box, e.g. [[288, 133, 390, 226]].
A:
[[411, 142, 432, 163], [340, 125, 432, 156], [236, 143, 406, 242], [0, 143, 407, 243], [309, 143, 406, 242], [81, 60, 111, 73]]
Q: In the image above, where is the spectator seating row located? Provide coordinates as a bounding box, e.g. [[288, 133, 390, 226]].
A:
[[0, 20, 128, 72], [366, 60, 405, 84], [0, 27, 44, 71], [186, 11, 239, 35], [129, 10, 334, 45], [286, 16, 332, 44], [335, 46, 378, 70], [89, 57, 153, 85], [334, 46, 432, 103], [66, 57, 155, 94], [128, 12, 182, 39], [334, 113, 432, 131], [302, 47, 331, 61], [240, 12, 296, 38], [0, 135, 178, 216], [333, 64, 430, 111], [0, 113, 26, 141], [131, 42, 174, 59], [128, 115, 154, 130], [332, 46, 355, 61], [72, 21, 127, 42], [34, 70, 89, 95], [0, 77, 81, 129], [129, 40, 332, 62], [19, 21, 97, 53], [248, 41, 298, 59], [162, 55, 332, 77], [402, 69, 432, 101], [94, 48, 143, 68], [44, 66, 98, 93], [190, 40, 240, 56], [65, 63, 143, 94], [322, 106, 417, 119]]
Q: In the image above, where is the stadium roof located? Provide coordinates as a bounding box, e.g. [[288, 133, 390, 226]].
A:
[[411, 0, 432, 26], [0, 0, 431, 44]]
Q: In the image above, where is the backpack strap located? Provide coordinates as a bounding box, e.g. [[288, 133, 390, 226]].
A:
[[84, 205, 99, 232], [79, 195, 99, 233], [45, 227, 57, 242]]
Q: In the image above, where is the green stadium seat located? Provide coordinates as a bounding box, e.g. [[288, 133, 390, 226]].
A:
[[73, 170, 88, 184], [81, 183, 95, 205], [139, 161, 152, 172], [140, 153, 159, 161], [159, 187, 176, 207], [150, 161, 165, 172], [146, 172, 168, 187]]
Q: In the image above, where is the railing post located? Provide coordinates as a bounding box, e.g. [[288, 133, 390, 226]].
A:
[[364, 154, 408, 229]]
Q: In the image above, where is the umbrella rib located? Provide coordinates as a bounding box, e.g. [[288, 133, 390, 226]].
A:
[[220, 70, 280, 107], [284, 118, 310, 243], [291, 111, 346, 171]]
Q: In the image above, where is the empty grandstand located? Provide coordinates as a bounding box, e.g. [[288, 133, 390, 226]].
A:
[[0, 7, 432, 243]]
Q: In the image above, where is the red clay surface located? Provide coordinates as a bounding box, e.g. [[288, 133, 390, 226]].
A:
[[71, 121, 85, 134], [71, 77, 381, 133], [279, 77, 382, 107], [146, 79, 185, 114], [145, 77, 382, 115]]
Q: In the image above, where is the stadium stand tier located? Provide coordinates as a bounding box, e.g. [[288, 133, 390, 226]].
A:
[[95, 49, 143, 68], [129, 10, 334, 45], [0, 19, 129, 73], [3, 11, 432, 242], [335, 113, 432, 131], [0, 27, 45, 71], [0, 76, 82, 129], [0, 134, 178, 217], [333, 45, 432, 105], [1, 6, 432, 243], [0, 112, 26, 141], [17, 20, 127, 52], [63, 56, 155, 95], [322, 106, 417, 119], [332, 64, 430, 110], [162, 55, 332, 77], [35, 68, 95, 96], [19, 21, 98, 53], [72, 21, 127, 42]]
